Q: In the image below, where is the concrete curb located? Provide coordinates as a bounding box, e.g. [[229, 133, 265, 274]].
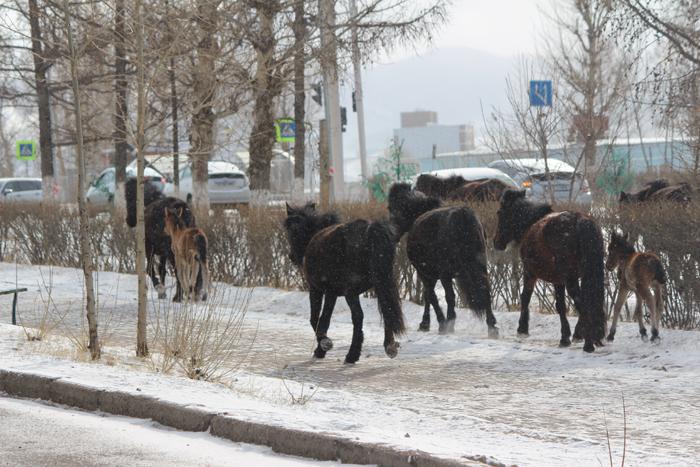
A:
[[0, 369, 478, 467]]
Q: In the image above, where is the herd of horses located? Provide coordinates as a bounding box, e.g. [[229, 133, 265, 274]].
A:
[[125, 174, 691, 364]]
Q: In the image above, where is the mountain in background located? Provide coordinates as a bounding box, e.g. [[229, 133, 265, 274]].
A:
[[341, 47, 516, 180]]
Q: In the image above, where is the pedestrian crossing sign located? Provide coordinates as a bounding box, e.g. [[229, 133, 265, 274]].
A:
[[16, 140, 37, 160]]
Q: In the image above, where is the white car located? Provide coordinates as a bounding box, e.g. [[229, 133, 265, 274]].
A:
[[86, 164, 168, 209], [488, 158, 592, 208], [418, 167, 519, 189], [163, 161, 250, 207], [0, 178, 43, 203]]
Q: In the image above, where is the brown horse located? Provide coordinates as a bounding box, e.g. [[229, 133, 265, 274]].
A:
[[450, 178, 510, 203], [620, 179, 692, 205], [164, 207, 209, 302], [414, 173, 467, 200], [605, 231, 666, 342], [494, 190, 606, 352], [284, 203, 405, 363]]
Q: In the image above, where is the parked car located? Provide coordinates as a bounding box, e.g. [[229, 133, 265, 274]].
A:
[[86, 163, 168, 209], [0, 178, 43, 203], [416, 167, 519, 189], [488, 158, 592, 208], [163, 161, 250, 208]]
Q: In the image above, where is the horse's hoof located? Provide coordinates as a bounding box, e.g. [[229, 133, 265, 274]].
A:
[[640, 334, 649, 342], [438, 322, 448, 334], [319, 337, 333, 352], [445, 320, 456, 334], [200, 293, 208, 302], [344, 355, 359, 364], [313, 348, 326, 359], [417, 322, 430, 332], [651, 329, 660, 343], [385, 342, 400, 359], [606, 332, 615, 342], [583, 342, 595, 353], [488, 327, 499, 339], [172, 296, 182, 303], [559, 338, 571, 347], [517, 331, 529, 338]]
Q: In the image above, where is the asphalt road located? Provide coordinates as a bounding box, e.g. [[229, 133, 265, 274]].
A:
[[0, 395, 357, 467]]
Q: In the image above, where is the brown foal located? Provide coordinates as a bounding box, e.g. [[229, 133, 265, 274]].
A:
[[164, 207, 209, 302]]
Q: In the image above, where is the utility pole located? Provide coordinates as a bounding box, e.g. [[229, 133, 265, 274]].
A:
[[319, 0, 344, 201], [350, 0, 368, 182]]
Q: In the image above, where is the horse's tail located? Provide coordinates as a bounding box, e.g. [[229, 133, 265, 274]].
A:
[[653, 258, 666, 285], [576, 217, 606, 343], [451, 208, 492, 319], [125, 177, 163, 227], [194, 231, 209, 300], [367, 220, 405, 337]]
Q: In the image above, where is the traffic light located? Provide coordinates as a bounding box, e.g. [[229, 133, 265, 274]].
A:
[[311, 83, 323, 107], [340, 106, 347, 132]]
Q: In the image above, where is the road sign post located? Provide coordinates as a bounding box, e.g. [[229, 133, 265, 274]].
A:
[[529, 80, 553, 107], [16, 140, 37, 161]]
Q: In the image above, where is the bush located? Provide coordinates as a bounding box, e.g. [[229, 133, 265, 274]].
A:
[[2, 198, 699, 329]]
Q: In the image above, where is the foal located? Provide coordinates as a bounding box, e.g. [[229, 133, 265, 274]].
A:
[[164, 207, 209, 302], [606, 231, 666, 342]]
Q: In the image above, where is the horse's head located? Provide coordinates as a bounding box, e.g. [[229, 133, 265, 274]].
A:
[[164, 206, 181, 236], [493, 189, 527, 250], [619, 191, 633, 204], [606, 230, 632, 271], [284, 202, 339, 267], [387, 182, 440, 236]]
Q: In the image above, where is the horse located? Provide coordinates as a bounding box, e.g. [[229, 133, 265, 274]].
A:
[[164, 207, 209, 302], [284, 202, 405, 364], [414, 173, 468, 200], [605, 231, 665, 343], [388, 183, 499, 336], [450, 178, 510, 203], [494, 189, 606, 352], [125, 178, 195, 301], [620, 179, 692, 205]]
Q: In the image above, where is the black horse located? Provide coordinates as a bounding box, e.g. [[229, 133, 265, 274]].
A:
[[387, 183, 498, 337], [620, 179, 692, 205], [284, 203, 405, 364], [414, 173, 468, 200], [494, 189, 606, 352], [125, 178, 195, 301]]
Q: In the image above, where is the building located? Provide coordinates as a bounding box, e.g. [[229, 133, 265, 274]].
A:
[[393, 110, 475, 163]]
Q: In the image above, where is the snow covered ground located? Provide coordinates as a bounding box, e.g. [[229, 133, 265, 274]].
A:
[[1, 262, 699, 466]]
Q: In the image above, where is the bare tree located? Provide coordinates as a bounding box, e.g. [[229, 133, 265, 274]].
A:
[[113, 0, 129, 211], [62, 0, 99, 359]]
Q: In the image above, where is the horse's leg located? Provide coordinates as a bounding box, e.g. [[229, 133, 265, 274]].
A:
[[313, 293, 337, 359], [606, 285, 629, 342], [157, 253, 167, 299], [555, 284, 572, 347], [517, 272, 536, 337], [633, 293, 647, 341], [418, 276, 438, 332], [641, 288, 660, 342], [344, 294, 364, 364], [567, 279, 584, 341], [145, 243, 159, 295], [442, 276, 457, 334], [171, 251, 183, 303]]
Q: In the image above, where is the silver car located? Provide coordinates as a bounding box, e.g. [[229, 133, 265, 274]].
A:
[[163, 161, 250, 207], [0, 178, 43, 203], [488, 158, 592, 208], [86, 165, 167, 209]]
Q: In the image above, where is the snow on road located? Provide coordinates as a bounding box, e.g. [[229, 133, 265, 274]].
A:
[[0, 395, 364, 467], [1, 262, 699, 466]]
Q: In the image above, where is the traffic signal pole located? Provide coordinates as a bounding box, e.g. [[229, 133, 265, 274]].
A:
[[350, 0, 368, 182]]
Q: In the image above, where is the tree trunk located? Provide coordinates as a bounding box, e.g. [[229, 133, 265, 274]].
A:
[[319, 119, 330, 209], [134, 0, 148, 357], [28, 0, 55, 201], [248, 2, 277, 191], [63, 0, 99, 360], [189, 0, 217, 218], [292, 0, 306, 197], [113, 0, 128, 212]]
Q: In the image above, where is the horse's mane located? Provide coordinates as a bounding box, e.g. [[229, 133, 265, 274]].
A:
[[388, 182, 441, 234], [500, 190, 553, 243], [285, 203, 340, 265], [125, 177, 166, 227]]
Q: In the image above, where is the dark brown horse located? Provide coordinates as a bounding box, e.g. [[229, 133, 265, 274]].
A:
[[620, 179, 692, 205], [284, 203, 405, 364], [388, 183, 498, 336], [450, 178, 510, 203], [606, 231, 665, 343], [414, 173, 467, 200], [494, 190, 606, 352]]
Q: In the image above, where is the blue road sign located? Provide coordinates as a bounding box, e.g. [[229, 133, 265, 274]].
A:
[[529, 80, 552, 107], [275, 118, 296, 143], [16, 140, 37, 160]]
